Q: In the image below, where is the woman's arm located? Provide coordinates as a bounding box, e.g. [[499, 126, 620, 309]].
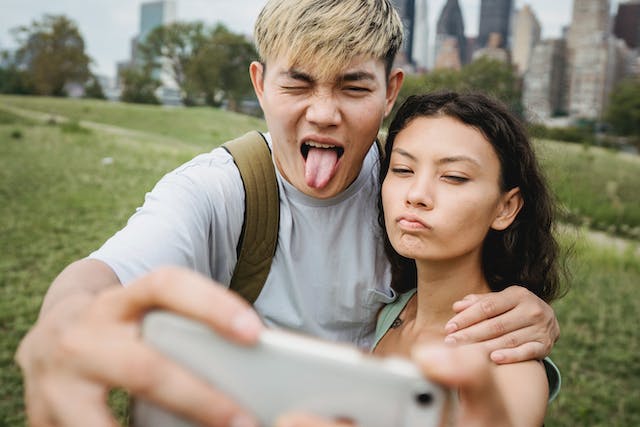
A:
[[488, 360, 548, 427]]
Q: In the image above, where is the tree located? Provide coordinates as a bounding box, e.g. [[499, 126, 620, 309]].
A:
[[137, 22, 257, 109], [461, 58, 522, 115], [138, 22, 207, 105], [119, 68, 160, 105], [188, 24, 257, 109], [12, 15, 92, 96], [84, 75, 106, 100], [392, 58, 522, 121], [605, 77, 640, 141]]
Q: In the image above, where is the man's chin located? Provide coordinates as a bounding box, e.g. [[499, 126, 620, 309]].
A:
[[301, 180, 345, 199]]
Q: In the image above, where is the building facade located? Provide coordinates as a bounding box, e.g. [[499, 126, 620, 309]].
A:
[[412, 0, 430, 70], [434, 0, 466, 68], [512, 5, 541, 75], [613, 1, 640, 49], [139, 0, 180, 105], [523, 39, 567, 121], [391, 0, 416, 65], [477, 0, 513, 49]]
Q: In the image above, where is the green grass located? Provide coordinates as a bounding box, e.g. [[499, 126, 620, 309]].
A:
[[547, 232, 640, 426], [537, 140, 640, 239], [0, 95, 266, 149], [1, 96, 639, 426]]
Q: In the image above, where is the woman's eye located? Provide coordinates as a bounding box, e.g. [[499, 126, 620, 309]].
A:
[[391, 167, 412, 175], [443, 175, 468, 183]]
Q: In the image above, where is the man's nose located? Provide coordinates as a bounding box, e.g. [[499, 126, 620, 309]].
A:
[[305, 91, 341, 127]]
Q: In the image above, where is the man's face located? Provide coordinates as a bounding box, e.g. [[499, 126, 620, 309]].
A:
[[250, 56, 403, 199]]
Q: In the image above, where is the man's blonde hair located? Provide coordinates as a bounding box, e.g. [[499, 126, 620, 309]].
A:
[[254, 0, 403, 80]]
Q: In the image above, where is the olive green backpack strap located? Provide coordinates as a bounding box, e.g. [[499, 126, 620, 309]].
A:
[[222, 131, 280, 304]]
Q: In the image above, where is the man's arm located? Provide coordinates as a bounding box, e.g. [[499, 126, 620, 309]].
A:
[[443, 285, 560, 364], [16, 261, 263, 427], [39, 259, 120, 315]]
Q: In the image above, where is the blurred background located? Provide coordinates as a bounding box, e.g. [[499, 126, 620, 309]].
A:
[[1, 0, 639, 425]]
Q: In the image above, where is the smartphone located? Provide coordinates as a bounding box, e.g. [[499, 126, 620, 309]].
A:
[[133, 310, 447, 427]]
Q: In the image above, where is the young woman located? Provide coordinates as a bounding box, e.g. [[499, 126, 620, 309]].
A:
[[372, 92, 565, 426]]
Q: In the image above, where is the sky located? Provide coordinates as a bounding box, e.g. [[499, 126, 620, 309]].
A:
[[0, 0, 620, 79]]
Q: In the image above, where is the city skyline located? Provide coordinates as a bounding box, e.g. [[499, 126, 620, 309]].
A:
[[1, 0, 620, 78]]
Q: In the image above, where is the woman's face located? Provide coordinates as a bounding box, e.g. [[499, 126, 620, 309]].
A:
[[382, 115, 518, 263]]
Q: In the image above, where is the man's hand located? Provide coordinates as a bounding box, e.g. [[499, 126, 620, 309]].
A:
[[443, 285, 559, 364], [16, 266, 263, 427]]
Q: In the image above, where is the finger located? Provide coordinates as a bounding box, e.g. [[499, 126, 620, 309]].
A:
[[444, 287, 525, 334], [490, 341, 548, 364], [72, 336, 257, 427], [450, 294, 481, 314], [411, 345, 487, 389], [444, 308, 533, 345], [276, 412, 356, 427], [454, 326, 547, 362], [99, 267, 264, 343], [411, 345, 510, 426]]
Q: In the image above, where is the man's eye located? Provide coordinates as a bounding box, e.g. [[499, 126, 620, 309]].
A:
[[345, 86, 370, 93], [282, 86, 308, 91]]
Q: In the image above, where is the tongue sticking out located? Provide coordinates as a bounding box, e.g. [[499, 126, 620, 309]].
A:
[[304, 147, 339, 189]]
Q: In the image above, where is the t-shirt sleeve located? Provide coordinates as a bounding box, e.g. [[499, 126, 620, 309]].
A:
[[88, 147, 245, 286]]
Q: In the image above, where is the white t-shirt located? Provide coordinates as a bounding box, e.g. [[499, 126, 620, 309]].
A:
[[90, 133, 395, 349]]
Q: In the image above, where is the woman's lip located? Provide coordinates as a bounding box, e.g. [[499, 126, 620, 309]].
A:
[[396, 215, 431, 230]]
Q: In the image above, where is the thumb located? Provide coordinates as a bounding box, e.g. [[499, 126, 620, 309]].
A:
[[411, 344, 510, 427]]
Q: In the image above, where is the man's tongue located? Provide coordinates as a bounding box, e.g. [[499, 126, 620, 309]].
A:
[[304, 147, 339, 189]]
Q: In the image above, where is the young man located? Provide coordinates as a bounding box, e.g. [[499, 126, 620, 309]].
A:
[[16, 1, 559, 426]]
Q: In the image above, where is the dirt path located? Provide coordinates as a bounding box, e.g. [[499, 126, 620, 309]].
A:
[[0, 102, 195, 151]]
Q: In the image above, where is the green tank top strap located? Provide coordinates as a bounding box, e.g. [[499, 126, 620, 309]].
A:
[[373, 288, 416, 350]]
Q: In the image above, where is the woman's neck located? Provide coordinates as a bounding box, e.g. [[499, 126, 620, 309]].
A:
[[410, 255, 491, 337]]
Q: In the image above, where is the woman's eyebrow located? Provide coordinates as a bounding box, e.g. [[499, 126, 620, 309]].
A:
[[391, 147, 417, 161], [436, 155, 481, 167]]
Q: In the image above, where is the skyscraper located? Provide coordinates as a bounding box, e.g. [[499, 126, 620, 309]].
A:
[[139, 0, 179, 104], [523, 39, 567, 120], [512, 5, 541, 75], [435, 0, 466, 68], [566, 0, 615, 118], [391, 0, 415, 65], [139, 1, 177, 42], [477, 0, 513, 49], [412, 0, 430, 69], [613, 1, 640, 49]]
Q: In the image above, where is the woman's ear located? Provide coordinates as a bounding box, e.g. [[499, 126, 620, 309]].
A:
[[491, 187, 523, 231]]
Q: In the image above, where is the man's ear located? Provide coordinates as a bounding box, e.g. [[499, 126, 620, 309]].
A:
[[249, 61, 265, 105], [384, 67, 404, 118], [491, 187, 523, 231]]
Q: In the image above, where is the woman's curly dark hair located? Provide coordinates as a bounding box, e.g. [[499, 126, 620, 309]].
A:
[[378, 91, 565, 302]]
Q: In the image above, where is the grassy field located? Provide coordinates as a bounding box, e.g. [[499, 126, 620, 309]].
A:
[[1, 96, 639, 426]]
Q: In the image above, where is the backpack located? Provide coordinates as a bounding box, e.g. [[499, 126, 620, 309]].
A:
[[222, 131, 279, 304], [222, 131, 385, 304]]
